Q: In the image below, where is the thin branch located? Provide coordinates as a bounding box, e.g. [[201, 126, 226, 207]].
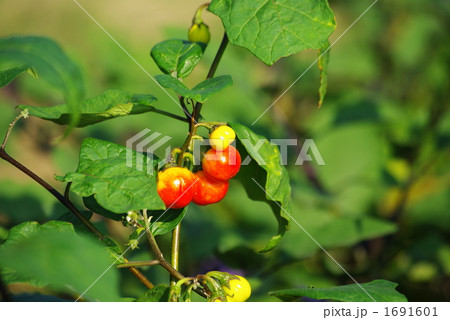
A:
[[123, 260, 155, 289], [142, 210, 207, 298], [206, 33, 229, 80], [117, 260, 160, 269], [142, 210, 185, 281], [170, 223, 181, 286], [151, 107, 190, 123], [193, 32, 229, 123]]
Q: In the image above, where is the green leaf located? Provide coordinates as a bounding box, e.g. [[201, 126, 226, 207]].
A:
[[269, 279, 408, 302], [209, 0, 336, 65], [318, 41, 330, 107], [313, 217, 397, 248], [0, 221, 72, 287], [137, 284, 170, 302], [230, 123, 291, 252], [56, 138, 165, 213], [0, 65, 32, 88], [17, 89, 157, 127], [149, 207, 187, 236], [150, 39, 204, 78], [0, 221, 121, 301], [315, 123, 385, 191], [0, 221, 73, 248], [0, 36, 85, 127], [155, 74, 232, 103]]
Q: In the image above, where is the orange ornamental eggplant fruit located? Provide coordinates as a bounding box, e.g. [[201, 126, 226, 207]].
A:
[[192, 170, 229, 205], [202, 145, 241, 181], [156, 167, 197, 209]]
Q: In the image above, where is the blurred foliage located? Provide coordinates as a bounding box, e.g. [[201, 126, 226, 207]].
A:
[[0, 0, 449, 301]]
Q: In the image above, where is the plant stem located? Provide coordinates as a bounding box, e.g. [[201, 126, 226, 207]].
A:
[[157, 30, 230, 299], [170, 223, 181, 286], [124, 262, 155, 290], [192, 3, 210, 24], [151, 107, 190, 123], [193, 33, 229, 123], [142, 210, 185, 281], [207, 32, 229, 80], [141, 212, 207, 298], [176, 33, 230, 167], [117, 260, 160, 269]]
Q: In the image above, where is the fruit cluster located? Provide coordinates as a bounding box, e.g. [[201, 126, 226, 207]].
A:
[[157, 126, 241, 209]]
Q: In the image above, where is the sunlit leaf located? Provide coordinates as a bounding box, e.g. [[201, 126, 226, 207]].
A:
[[56, 138, 165, 213], [209, 0, 336, 65], [231, 123, 291, 252], [151, 39, 203, 78], [18, 89, 157, 127]]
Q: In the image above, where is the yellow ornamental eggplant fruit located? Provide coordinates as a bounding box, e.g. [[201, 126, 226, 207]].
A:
[[188, 3, 211, 44], [188, 22, 210, 44]]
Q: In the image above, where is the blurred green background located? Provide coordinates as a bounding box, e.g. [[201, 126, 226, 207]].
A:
[[0, 0, 449, 301]]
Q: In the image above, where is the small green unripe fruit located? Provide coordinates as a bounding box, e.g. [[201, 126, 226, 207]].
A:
[[188, 22, 211, 44]]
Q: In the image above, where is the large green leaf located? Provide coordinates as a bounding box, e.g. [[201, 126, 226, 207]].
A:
[[209, 0, 336, 65], [56, 138, 165, 213], [17, 89, 157, 127], [150, 39, 204, 79], [315, 123, 385, 191], [0, 221, 72, 287], [269, 279, 408, 302], [0, 36, 84, 127], [0, 221, 121, 301], [155, 74, 232, 103], [0, 65, 33, 88], [230, 123, 291, 252], [0, 221, 73, 248]]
